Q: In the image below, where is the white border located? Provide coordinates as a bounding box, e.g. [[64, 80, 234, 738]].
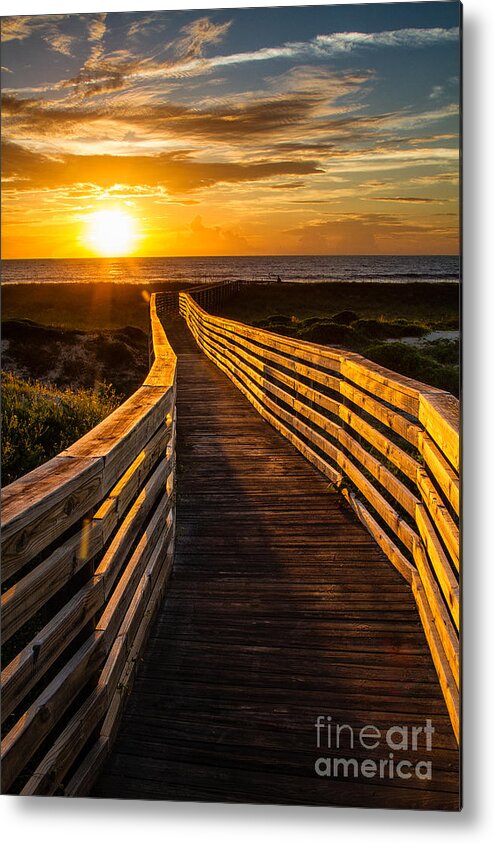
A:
[[2, 0, 494, 838]]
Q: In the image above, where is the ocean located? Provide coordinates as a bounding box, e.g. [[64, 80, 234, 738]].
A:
[[1, 255, 460, 286]]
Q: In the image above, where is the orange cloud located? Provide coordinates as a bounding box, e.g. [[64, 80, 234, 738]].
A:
[[169, 215, 251, 256], [1, 140, 324, 195], [283, 213, 458, 255]]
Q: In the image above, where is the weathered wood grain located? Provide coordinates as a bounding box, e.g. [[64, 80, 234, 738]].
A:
[[417, 469, 459, 571], [415, 504, 459, 629], [418, 431, 460, 516], [2, 284, 459, 804], [1, 426, 171, 645], [1, 455, 103, 582], [177, 293, 460, 753], [21, 525, 174, 796], [341, 489, 415, 584], [412, 541, 459, 687], [1, 292, 177, 795], [93, 314, 459, 809], [419, 392, 460, 472], [412, 577, 459, 743], [1, 452, 173, 721], [1, 632, 106, 792], [1, 576, 106, 724]]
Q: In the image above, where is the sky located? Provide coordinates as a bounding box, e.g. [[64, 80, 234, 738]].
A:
[[1, 1, 461, 258]]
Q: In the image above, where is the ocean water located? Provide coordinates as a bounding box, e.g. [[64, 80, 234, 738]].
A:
[[1, 254, 460, 286]]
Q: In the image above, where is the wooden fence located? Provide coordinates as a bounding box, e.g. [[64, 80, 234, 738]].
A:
[[1, 294, 177, 795], [179, 291, 460, 741]]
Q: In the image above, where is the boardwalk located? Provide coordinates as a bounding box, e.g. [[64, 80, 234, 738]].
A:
[[92, 317, 459, 809]]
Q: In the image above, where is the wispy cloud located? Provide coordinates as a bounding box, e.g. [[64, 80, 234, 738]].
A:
[[127, 14, 160, 40], [87, 13, 106, 45], [429, 85, 444, 100], [1, 25, 459, 98], [0, 72, 369, 146], [372, 196, 450, 204], [1, 16, 40, 42], [312, 27, 459, 54], [174, 17, 233, 61], [48, 31, 74, 57], [1, 14, 76, 56], [199, 27, 459, 72], [411, 171, 459, 185], [2, 82, 458, 156]]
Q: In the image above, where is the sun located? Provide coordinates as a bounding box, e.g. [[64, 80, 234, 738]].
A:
[[84, 209, 139, 257]]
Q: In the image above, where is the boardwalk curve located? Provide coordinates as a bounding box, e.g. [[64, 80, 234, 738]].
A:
[[93, 315, 459, 809], [1, 283, 460, 807]]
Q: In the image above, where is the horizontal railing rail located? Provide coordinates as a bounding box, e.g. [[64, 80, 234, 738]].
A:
[[1, 294, 177, 796], [179, 291, 460, 741], [154, 289, 180, 318], [154, 279, 244, 321]]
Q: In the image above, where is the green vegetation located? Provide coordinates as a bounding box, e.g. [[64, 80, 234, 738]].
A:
[[363, 342, 459, 396], [2, 281, 199, 333], [1, 283, 459, 489], [212, 282, 460, 396], [245, 314, 459, 396], [1, 372, 120, 485], [2, 320, 148, 397], [3, 280, 459, 332], [1, 300, 150, 484], [212, 281, 460, 327], [298, 321, 358, 345], [350, 318, 429, 339]]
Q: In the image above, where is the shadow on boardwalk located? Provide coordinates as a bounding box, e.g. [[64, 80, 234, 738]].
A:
[[93, 317, 459, 809]]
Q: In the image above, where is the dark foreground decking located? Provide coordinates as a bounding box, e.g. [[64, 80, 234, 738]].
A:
[[93, 318, 459, 809]]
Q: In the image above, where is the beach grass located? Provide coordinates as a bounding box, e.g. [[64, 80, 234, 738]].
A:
[[210, 282, 460, 396], [3, 280, 459, 333], [2, 281, 196, 332], [2, 280, 460, 401], [210, 281, 459, 327], [1, 371, 120, 484]]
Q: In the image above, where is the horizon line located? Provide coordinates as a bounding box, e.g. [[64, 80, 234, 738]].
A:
[[1, 253, 460, 261]]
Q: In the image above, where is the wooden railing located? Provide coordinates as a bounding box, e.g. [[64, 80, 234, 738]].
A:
[[154, 279, 243, 320], [1, 294, 177, 795], [154, 289, 180, 318], [185, 279, 244, 310], [179, 291, 460, 741]]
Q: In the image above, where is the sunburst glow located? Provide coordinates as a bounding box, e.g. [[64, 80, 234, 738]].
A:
[[84, 209, 138, 257]]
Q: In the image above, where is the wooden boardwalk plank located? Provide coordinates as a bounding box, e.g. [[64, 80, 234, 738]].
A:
[[92, 318, 459, 809]]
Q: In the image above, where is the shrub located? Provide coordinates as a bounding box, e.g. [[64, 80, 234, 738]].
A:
[[257, 314, 293, 327], [353, 318, 429, 340], [422, 338, 460, 365], [298, 321, 357, 345], [114, 325, 147, 345], [332, 310, 359, 325], [432, 317, 460, 330], [1, 372, 121, 485], [266, 324, 299, 337], [91, 336, 135, 368], [362, 343, 459, 396], [299, 316, 323, 328]]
